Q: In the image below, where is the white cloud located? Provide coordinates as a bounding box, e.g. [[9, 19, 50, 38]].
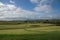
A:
[[10, 0, 15, 4], [34, 5, 52, 13], [0, 2, 38, 20], [30, 0, 40, 3], [30, 0, 59, 19], [30, 0, 53, 13], [0, 1, 58, 21]]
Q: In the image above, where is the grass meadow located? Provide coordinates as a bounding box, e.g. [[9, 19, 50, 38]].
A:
[[0, 23, 60, 40]]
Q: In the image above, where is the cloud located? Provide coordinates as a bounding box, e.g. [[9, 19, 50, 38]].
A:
[[9, 0, 15, 4], [30, 0, 40, 3], [34, 5, 52, 13], [30, 0, 53, 13], [0, 2, 39, 20], [0, 1, 59, 21]]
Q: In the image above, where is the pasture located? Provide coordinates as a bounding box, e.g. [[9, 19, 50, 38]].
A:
[[0, 23, 60, 40]]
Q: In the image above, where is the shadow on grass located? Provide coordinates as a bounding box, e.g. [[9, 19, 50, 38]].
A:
[[0, 28, 24, 30], [0, 31, 60, 40]]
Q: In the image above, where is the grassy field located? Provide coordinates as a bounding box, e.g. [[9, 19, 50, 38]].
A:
[[0, 23, 60, 40]]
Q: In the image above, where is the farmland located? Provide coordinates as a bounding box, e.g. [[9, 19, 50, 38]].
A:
[[0, 21, 60, 40], [0, 23, 59, 34]]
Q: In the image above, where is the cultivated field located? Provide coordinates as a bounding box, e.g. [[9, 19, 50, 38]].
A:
[[0, 23, 60, 40]]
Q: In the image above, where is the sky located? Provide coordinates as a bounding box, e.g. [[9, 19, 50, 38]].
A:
[[0, 0, 60, 21]]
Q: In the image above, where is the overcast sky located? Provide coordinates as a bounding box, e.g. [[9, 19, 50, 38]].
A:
[[0, 0, 60, 20]]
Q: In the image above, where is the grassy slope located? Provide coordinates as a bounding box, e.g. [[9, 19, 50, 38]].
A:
[[0, 23, 60, 40], [0, 31, 60, 40]]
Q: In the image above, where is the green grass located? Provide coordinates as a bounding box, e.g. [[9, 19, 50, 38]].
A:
[[0, 23, 60, 40], [0, 31, 60, 40]]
